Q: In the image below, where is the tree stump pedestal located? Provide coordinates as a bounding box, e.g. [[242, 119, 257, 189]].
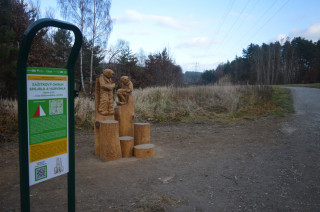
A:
[[134, 123, 150, 145], [99, 120, 122, 161], [119, 136, 134, 157], [134, 144, 155, 158], [115, 95, 134, 137]]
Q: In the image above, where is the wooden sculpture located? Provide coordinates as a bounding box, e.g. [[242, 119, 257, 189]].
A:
[[94, 69, 115, 156], [98, 69, 115, 115], [115, 76, 134, 137]]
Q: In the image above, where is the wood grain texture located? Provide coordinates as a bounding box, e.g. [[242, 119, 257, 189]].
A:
[[134, 123, 150, 145], [120, 136, 134, 157], [134, 144, 155, 158], [99, 120, 122, 161]]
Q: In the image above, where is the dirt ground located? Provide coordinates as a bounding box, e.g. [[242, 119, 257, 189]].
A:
[[1, 87, 320, 211]]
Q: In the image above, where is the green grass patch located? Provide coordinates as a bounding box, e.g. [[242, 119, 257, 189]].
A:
[[270, 87, 294, 116], [229, 86, 294, 119], [281, 83, 320, 89]]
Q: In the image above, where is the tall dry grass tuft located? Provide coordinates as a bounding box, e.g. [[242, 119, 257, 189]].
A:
[[74, 97, 95, 128]]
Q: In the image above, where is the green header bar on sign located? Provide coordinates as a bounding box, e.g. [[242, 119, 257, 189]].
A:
[[27, 67, 68, 75]]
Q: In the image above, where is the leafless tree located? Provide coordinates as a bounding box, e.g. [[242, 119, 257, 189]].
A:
[[88, 0, 112, 94], [106, 39, 129, 65], [57, 0, 91, 96]]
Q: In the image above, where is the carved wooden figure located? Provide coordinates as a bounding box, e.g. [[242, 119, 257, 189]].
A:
[[98, 69, 115, 115], [94, 69, 115, 156], [115, 76, 134, 137], [116, 76, 133, 105]]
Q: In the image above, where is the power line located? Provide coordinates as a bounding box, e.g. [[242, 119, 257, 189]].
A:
[[244, 0, 290, 44], [206, 0, 236, 65], [222, 0, 251, 42], [226, 0, 261, 47], [215, 0, 252, 56], [214, 0, 236, 39], [239, 0, 278, 46], [215, 0, 280, 64]]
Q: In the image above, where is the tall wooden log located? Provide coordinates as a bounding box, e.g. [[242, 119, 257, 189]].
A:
[[134, 123, 150, 145], [115, 95, 134, 137], [94, 78, 114, 156], [99, 120, 122, 161], [119, 136, 134, 157], [134, 144, 155, 158]]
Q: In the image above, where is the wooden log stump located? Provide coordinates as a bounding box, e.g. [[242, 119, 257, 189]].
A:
[[119, 136, 134, 157], [134, 123, 150, 145], [99, 120, 122, 161], [94, 78, 115, 156], [134, 144, 155, 158], [115, 95, 134, 137]]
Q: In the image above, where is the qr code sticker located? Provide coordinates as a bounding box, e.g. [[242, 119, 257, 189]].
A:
[[35, 165, 47, 181]]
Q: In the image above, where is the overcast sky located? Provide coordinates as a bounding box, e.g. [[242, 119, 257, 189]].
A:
[[41, 0, 320, 72]]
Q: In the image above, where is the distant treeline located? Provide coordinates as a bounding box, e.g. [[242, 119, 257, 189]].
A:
[[0, 0, 183, 98], [201, 37, 320, 85]]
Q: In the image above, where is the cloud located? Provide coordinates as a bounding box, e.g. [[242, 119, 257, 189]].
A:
[[121, 29, 155, 36], [113, 10, 198, 30], [303, 23, 320, 40], [176, 37, 220, 48], [276, 22, 320, 42]]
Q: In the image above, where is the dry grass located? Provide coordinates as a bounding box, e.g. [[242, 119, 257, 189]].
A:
[[134, 85, 275, 122], [0, 98, 18, 141], [0, 85, 290, 136]]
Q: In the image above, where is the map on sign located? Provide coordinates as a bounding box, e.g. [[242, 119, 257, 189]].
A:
[[49, 99, 63, 115], [27, 67, 69, 185]]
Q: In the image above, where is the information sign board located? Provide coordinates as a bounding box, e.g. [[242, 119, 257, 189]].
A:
[[27, 67, 69, 185], [17, 18, 82, 212]]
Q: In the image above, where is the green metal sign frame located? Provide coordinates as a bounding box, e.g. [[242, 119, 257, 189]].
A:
[[17, 18, 82, 212]]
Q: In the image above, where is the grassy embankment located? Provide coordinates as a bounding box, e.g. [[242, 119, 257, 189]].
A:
[[281, 83, 320, 89], [0, 85, 293, 139]]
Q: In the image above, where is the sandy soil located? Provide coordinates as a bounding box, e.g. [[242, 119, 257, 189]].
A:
[[1, 87, 319, 211]]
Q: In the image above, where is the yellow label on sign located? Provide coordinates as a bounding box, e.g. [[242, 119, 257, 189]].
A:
[[29, 138, 67, 162], [27, 76, 67, 81]]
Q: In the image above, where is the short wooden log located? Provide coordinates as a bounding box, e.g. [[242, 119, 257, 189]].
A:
[[134, 144, 155, 158], [134, 123, 150, 145], [119, 136, 134, 157], [94, 115, 113, 157], [99, 120, 122, 161]]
